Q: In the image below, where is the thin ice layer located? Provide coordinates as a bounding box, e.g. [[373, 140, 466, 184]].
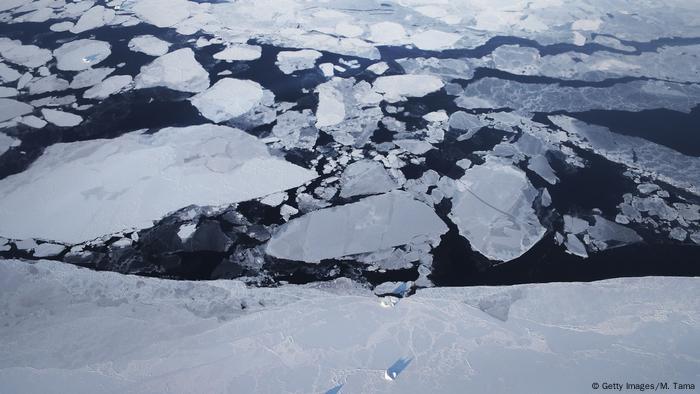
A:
[[450, 159, 546, 262], [266, 190, 448, 262]]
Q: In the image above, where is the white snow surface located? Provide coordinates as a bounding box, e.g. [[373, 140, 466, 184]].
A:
[[128, 35, 171, 56], [0, 124, 316, 243], [373, 75, 444, 102], [276, 49, 323, 74], [83, 75, 133, 99], [40, 109, 83, 127], [450, 160, 546, 262], [190, 78, 265, 122], [53, 39, 111, 71], [0, 98, 32, 122], [134, 48, 210, 93], [0, 259, 698, 393], [213, 44, 262, 61], [266, 190, 448, 262]]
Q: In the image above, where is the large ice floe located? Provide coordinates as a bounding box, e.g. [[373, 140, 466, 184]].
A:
[[266, 191, 447, 262], [134, 48, 209, 93], [0, 259, 698, 393], [190, 78, 265, 122], [450, 159, 546, 262], [0, 125, 316, 243]]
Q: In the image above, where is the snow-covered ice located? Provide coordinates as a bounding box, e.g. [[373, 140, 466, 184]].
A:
[[266, 191, 447, 262], [276, 49, 322, 74], [373, 75, 444, 103], [40, 109, 83, 127], [69, 5, 115, 34], [128, 35, 171, 57], [0, 98, 32, 122], [0, 38, 52, 69], [213, 44, 262, 62], [135, 48, 209, 93], [0, 259, 698, 393], [0, 124, 316, 243], [190, 78, 264, 122], [53, 39, 111, 71], [83, 75, 133, 100]]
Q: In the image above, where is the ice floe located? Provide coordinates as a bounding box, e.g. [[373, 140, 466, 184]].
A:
[[339, 160, 397, 198], [135, 48, 209, 93], [190, 78, 264, 123], [40, 108, 83, 127], [130, 0, 192, 28], [266, 190, 447, 262], [70, 5, 115, 34], [70, 67, 115, 89], [83, 75, 133, 100], [0, 98, 32, 122], [0, 132, 19, 156], [373, 75, 444, 103], [213, 44, 262, 62], [128, 35, 171, 57], [276, 49, 322, 74], [0, 124, 316, 243], [450, 159, 546, 262], [53, 39, 111, 71], [0, 38, 52, 69], [411, 30, 461, 50]]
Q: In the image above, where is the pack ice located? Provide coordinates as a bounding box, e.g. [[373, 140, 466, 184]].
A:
[[0, 125, 316, 243]]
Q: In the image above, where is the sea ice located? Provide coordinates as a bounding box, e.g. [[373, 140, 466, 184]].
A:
[[449, 159, 546, 262], [339, 160, 397, 198], [0, 38, 52, 69], [411, 30, 461, 50], [0, 98, 33, 122], [130, 0, 192, 28], [83, 75, 133, 99], [69, 67, 114, 89], [135, 48, 210, 93], [213, 44, 262, 62], [0, 132, 19, 156], [0, 124, 316, 242], [373, 75, 444, 102], [276, 49, 322, 74], [1, 260, 697, 393], [70, 5, 115, 34], [128, 35, 171, 57], [40, 108, 83, 127], [266, 190, 448, 262], [53, 39, 111, 71], [190, 78, 264, 122]]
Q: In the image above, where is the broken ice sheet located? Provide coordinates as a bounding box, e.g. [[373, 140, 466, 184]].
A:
[[0, 124, 316, 243], [190, 78, 265, 123], [266, 191, 448, 262], [276, 49, 322, 74], [449, 159, 546, 262], [135, 48, 209, 93]]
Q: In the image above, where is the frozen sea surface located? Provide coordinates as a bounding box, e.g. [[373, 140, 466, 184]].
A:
[[0, 259, 698, 394]]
